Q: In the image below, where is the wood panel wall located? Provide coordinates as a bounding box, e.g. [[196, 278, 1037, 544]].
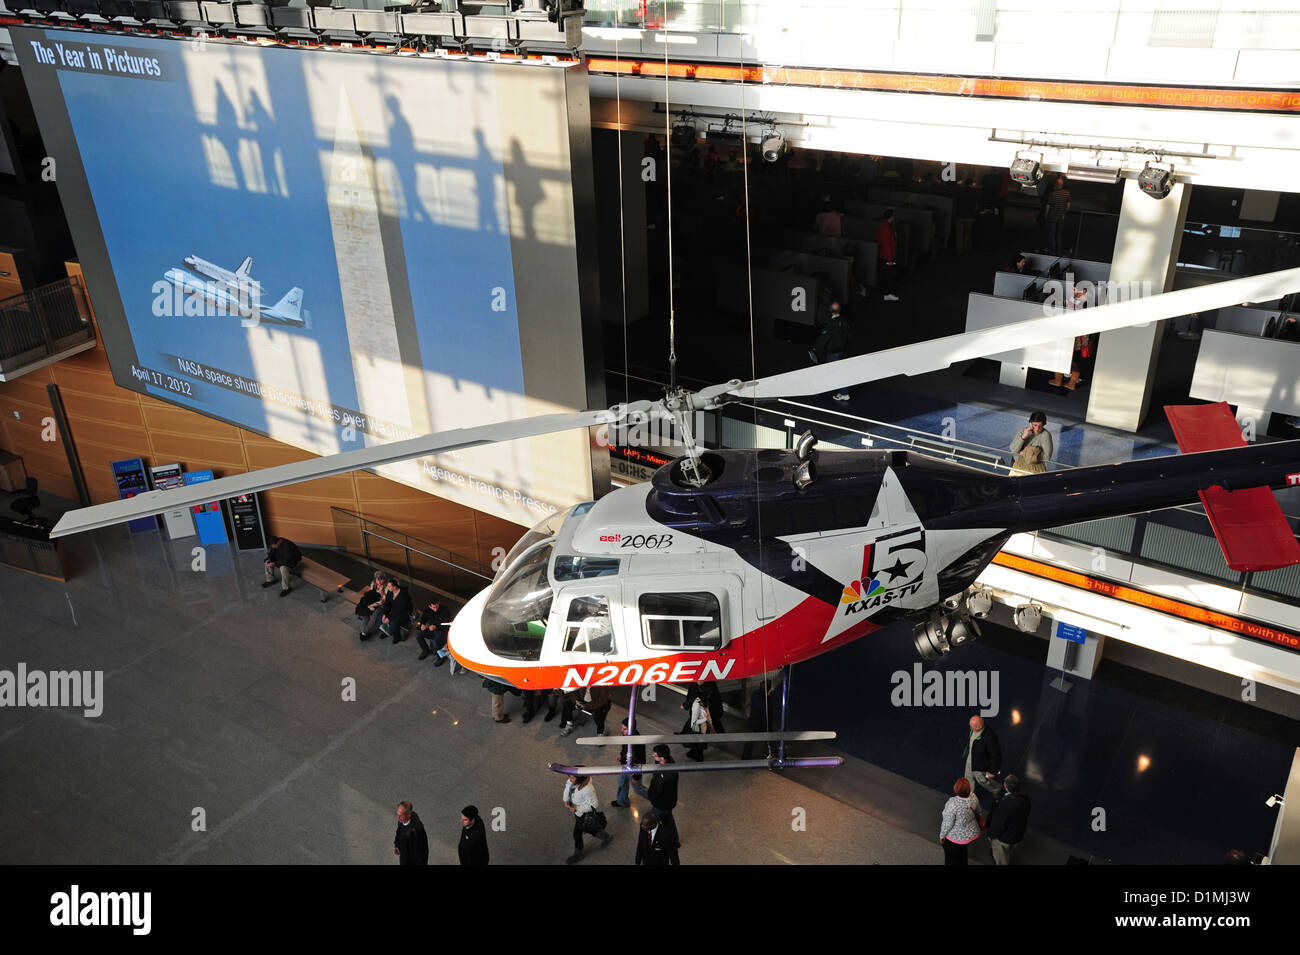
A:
[[0, 262, 524, 570]]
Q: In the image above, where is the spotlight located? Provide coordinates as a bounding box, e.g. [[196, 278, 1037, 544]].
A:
[[1013, 602, 1042, 633], [793, 460, 816, 490], [1266, 794, 1284, 808], [941, 593, 962, 611], [760, 129, 785, 163], [1009, 153, 1042, 185], [1138, 161, 1174, 199], [671, 122, 696, 151], [912, 610, 981, 660], [966, 587, 993, 619], [795, 430, 818, 461]]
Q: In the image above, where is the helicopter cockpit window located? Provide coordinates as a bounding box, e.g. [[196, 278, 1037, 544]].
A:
[[639, 592, 722, 651], [494, 505, 588, 581], [553, 556, 621, 581], [561, 595, 614, 654], [481, 542, 554, 661]]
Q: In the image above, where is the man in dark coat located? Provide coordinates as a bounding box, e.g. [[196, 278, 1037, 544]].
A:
[[262, 536, 301, 596], [381, 581, 414, 645], [394, 801, 428, 865], [458, 805, 489, 865], [985, 775, 1031, 865], [635, 810, 680, 866], [611, 717, 647, 808], [415, 598, 450, 661], [964, 715, 1003, 813]]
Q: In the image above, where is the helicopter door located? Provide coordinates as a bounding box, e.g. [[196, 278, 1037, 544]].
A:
[[549, 589, 620, 666]]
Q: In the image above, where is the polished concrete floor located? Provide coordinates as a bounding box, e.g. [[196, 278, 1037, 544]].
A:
[[5, 514, 1293, 864], [1, 526, 952, 865]]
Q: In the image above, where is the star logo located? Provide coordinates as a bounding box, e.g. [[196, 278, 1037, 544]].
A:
[[881, 557, 913, 582]]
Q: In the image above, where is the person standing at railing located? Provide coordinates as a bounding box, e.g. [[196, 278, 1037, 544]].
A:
[[1010, 411, 1054, 466]]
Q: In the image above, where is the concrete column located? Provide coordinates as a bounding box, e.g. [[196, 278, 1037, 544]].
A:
[[1085, 178, 1191, 432]]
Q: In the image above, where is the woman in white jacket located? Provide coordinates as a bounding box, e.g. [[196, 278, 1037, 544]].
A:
[[564, 774, 610, 864]]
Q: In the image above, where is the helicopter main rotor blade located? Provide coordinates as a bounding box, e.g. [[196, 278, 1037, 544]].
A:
[[49, 409, 619, 539], [720, 266, 1300, 403]]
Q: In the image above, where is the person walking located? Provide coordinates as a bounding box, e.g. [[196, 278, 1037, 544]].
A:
[[985, 775, 1031, 865], [939, 779, 982, 865], [635, 810, 681, 866], [611, 717, 647, 808], [1043, 177, 1071, 255], [393, 800, 429, 865], [563, 774, 610, 864], [458, 805, 490, 866]]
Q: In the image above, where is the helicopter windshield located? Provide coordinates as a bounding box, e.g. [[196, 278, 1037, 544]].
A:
[[493, 504, 590, 581], [481, 540, 555, 661]]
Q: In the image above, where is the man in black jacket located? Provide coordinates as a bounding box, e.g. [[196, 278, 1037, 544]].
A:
[[381, 581, 414, 645], [415, 598, 450, 661], [394, 801, 428, 865], [964, 715, 1003, 814], [458, 805, 489, 865], [985, 775, 1031, 865], [635, 810, 680, 866], [262, 536, 301, 596], [611, 717, 647, 808]]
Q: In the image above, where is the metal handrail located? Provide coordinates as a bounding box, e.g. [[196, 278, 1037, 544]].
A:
[[0, 276, 95, 370]]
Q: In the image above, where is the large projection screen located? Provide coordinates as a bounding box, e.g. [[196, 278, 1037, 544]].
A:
[[16, 28, 602, 526]]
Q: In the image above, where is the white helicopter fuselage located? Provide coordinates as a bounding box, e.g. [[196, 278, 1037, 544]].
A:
[[448, 452, 1006, 690]]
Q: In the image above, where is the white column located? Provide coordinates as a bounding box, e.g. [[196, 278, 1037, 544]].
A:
[[1085, 178, 1191, 432]]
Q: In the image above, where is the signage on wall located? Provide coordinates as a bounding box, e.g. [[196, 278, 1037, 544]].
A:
[[183, 470, 228, 546], [228, 492, 266, 552], [149, 462, 195, 540], [111, 457, 155, 534]]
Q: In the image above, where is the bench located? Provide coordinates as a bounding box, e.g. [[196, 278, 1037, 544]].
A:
[[294, 558, 350, 603]]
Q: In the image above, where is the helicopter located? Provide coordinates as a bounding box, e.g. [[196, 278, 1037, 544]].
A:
[[49, 266, 1300, 696]]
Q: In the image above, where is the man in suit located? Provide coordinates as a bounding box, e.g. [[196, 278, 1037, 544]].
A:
[[393, 801, 428, 865], [964, 715, 1003, 814], [635, 810, 680, 865], [262, 536, 301, 596], [985, 774, 1031, 865]]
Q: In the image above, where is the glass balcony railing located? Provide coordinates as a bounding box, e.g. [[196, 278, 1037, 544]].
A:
[[582, 1, 1300, 53]]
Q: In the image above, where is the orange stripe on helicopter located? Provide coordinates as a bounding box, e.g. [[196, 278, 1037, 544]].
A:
[[450, 594, 881, 689]]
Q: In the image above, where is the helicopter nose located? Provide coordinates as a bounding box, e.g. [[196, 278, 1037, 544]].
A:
[[447, 586, 492, 670]]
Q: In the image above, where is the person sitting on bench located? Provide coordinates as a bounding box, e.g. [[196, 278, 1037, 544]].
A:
[[262, 536, 301, 597], [380, 580, 414, 645], [416, 598, 451, 662], [361, 578, 395, 642], [355, 572, 389, 624]]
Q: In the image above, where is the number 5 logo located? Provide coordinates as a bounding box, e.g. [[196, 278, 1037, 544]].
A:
[[870, 527, 927, 590]]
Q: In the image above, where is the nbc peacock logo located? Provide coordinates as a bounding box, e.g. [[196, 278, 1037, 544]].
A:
[[841, 578, 882, 604]]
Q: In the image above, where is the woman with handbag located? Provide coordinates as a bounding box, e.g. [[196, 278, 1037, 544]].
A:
[[563, 774, 610, 864], [939, 778, 983, 865]]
